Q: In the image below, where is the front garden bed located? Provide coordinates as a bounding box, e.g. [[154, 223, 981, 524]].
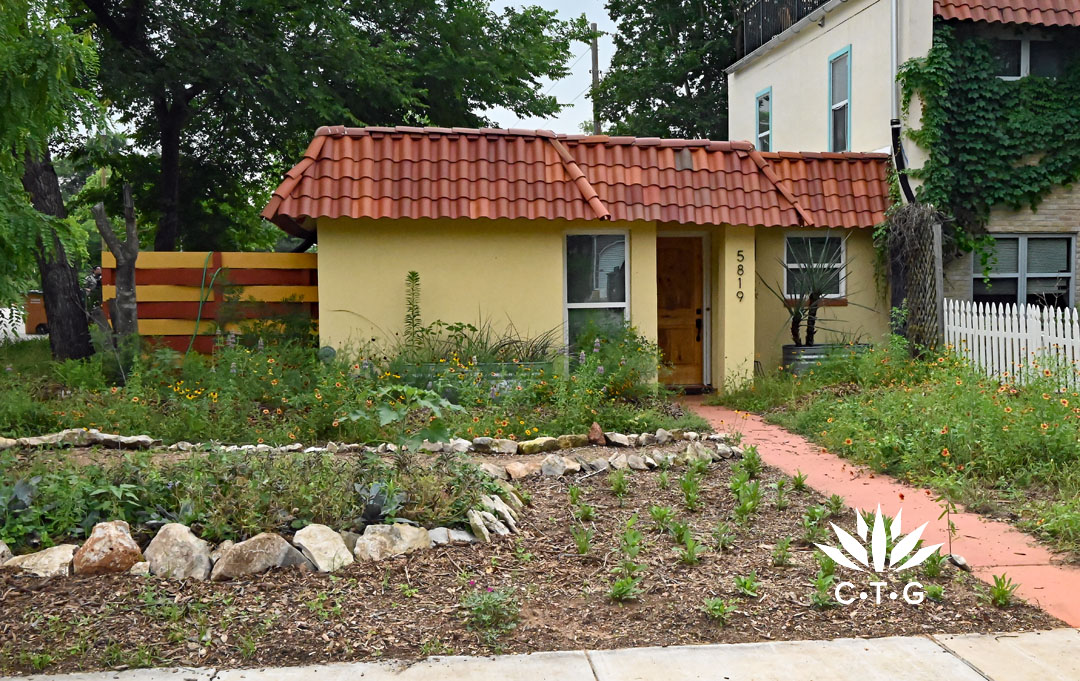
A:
[[0, 439, 1059, 675]]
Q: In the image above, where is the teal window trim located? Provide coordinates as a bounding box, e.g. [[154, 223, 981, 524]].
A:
[[827, 45, 851, 152], [755, 86, 772, 152]]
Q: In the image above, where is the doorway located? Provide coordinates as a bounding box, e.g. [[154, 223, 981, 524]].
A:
[[656, 235, 707, 387]]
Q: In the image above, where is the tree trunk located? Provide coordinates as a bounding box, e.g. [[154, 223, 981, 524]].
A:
[[154, 102, 185, 251], [21, 151, 94, 361], [92, 183, 139, 338]]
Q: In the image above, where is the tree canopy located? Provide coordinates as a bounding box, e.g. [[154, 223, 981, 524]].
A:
[[595, 0, 737, 139], [0, 0, 99, 305], [70, 0, 589, 251]]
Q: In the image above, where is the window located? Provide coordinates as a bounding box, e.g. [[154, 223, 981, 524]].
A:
[[972, 235, 1074, 308], [566, 233, 628, 346], [784, 235, 845, 298], [828, 47, 850, 152], [991, 37, 1073, 79], [756, 88, 772, 152]]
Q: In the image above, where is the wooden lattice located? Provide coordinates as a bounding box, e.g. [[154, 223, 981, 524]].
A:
[[886, 203, 946, 351]]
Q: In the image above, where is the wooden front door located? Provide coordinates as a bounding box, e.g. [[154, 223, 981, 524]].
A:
[[657, 236, 705, 386]]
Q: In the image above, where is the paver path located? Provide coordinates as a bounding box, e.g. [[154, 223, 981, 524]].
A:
[[4, 630, 1078, 681], [685, 396, 1080, 627]]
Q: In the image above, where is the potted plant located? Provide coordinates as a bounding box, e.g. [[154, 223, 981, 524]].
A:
[[759, 233, 868, 375]]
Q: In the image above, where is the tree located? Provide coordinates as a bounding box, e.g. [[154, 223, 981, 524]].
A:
[[71, 0, 588, 251], [1, 0, 98, 360], [595, 0, 737, 139]]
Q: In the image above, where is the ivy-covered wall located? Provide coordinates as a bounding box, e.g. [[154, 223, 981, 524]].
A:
[[898, 23, 1080, 255]]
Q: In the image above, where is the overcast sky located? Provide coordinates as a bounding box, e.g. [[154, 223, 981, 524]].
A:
[[482, 0, 616, 134]]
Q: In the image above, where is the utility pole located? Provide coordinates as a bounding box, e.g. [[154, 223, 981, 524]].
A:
[[591, 22, 601, 135]]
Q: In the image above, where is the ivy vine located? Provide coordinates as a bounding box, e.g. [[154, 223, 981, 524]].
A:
[[898, 23, 1080, 256]]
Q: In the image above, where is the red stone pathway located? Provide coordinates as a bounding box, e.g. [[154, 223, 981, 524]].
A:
[[685, 396, 1080, 627]]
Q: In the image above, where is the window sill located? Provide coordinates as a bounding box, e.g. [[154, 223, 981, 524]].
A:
[[785, 297, 848, 307]]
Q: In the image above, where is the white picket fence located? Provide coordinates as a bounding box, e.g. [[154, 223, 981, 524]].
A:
[[943, 298, 1080, 384]]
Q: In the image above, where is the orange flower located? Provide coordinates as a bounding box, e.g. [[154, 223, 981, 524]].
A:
[[1040, 422, 1049, 430], [940, 426, 949, 434], [1061, 398, 1069, 407], [844, 438, 853, 446], [1004, 406, 1013, 413], [941, 447, 950, 457]]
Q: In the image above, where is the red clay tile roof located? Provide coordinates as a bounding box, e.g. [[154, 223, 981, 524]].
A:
[[934, 0, 1080, 26], [263, 126, 891, 237]]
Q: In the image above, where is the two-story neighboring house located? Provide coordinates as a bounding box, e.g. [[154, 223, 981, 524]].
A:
[[727, 0, 1080, 309]]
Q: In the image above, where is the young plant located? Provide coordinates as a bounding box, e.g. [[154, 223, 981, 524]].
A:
[[984, 573, 1019, 608], [678, 535, 707, 565], [609, 469, 630, 503], [728, 468, 750, 493], [702, 597, 737, 625], [568, 485, 583, 506], [814, 550, 837, 579], [619, 514, 643, 559], [571, 525, 594, 555], [925, 584, 945, 602], [460, 588, 520, 644], [713, 522, 736, 551], [771, 536, 793, 567], [680, 471, 702, 512], [740, 445, 763, 479], [669, 519, 692, 545], [657, 470, 670, 490], [809, 573, 836, 609], [800, 505, 829, 544], [733, 481, 761, 526], [648, 505, 676, 533], [922, 549, 946, 578], [608, 575, 643, 602], [733, 571, 761, 598], [825, 494, 846, 517], [573, 503, 596, 522], [774, 478, 790, 511], [792, 470, 808, 491]]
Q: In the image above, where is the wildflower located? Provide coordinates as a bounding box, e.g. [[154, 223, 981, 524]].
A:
[[110, 386, 118, 394], [597, 365, 605, 375], [843, 438, 853, 446], [1042, 393, 1051, 400], [826, 417, 834, 423], [578, 351, 586, 364], [940, 426, 949, 434], [1041, 423, 1049, 430], [941, 447, 950, 458], [593, 338, 601, 353], [257, 338, 264, 351], [288, 433, 297, 440], [332, 420, 339, 427], [956, 464, 965, 471], [1004, 406, 1013, 413], [1044, 369, 1053, 377], [262, 408, 270, 415], [230, 362, 238, 375], [131, 397, 139, 403], [271, 379, 279, 386], [1061, 399, 1070, 407]]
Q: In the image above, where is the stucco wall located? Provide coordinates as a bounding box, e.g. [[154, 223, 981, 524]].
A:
[[728, 0, 932, 158], [754, 227, 890, 371], [315, 217, 657, 353]]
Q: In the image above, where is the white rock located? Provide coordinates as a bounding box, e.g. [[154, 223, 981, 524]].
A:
[[145, 524, 213, 581], [492, 439, 519, 454], [420, 440, 444, 453], [638, 433, 657, 447], [210, 533, 313, 581], [604, 432, 630, 447], [129, 561, 150, 576], [684, 432, 700, 441], [467, 510, 491, 543], [588, 457, 610, 472], [449, 438, 472, 453], [478, 462, 509, 480], [210, 540, 234, 565], [608, 452, 629, 470], [353, 524, 432, 562], [627, 454, 648, 470], [541, 454, 569, 476], [479, 510, 510, 536], [293, 524, 354, 572], [655, 428, 673, 444], [0, 540, 11, 563], [429, 527, 477, 545], [481, 495, 518, 532], [3, 544, 77, 577]]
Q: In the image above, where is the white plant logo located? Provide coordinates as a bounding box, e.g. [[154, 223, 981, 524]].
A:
[[816, 505, 943, 574]]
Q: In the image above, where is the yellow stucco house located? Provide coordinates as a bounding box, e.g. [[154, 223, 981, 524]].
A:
[[263, 126, 891, 389]]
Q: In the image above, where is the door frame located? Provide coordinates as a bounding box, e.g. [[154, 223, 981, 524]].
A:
[[657, 231, 711, 387]]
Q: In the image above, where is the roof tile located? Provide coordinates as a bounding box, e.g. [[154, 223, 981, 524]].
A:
[[934, 0, 1080, 25], [263, 126, 892, 236]]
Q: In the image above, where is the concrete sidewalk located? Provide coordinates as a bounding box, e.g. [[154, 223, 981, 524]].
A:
[[5, 629, 1078, 681]]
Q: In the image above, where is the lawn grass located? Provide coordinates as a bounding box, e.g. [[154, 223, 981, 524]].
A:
[[711, 337, 1080, 555]]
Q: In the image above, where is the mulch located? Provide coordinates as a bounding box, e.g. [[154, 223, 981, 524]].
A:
[[0, 448, 1062, 675]]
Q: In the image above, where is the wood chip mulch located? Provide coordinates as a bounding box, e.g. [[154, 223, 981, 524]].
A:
[[0, 449, 1061, 674]]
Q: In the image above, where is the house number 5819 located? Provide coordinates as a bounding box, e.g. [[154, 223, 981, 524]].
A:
[[735, 249, 745, 301]]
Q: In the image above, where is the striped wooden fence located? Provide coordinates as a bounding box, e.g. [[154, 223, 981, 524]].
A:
[[102, 251, 318, 353], [943, 298, 1080, 384]]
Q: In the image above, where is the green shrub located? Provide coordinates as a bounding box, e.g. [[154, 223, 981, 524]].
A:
[[460, 588, 520, 643]]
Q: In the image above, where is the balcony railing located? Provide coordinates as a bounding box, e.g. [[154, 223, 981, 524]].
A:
[[741, 0, 831, 57]]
